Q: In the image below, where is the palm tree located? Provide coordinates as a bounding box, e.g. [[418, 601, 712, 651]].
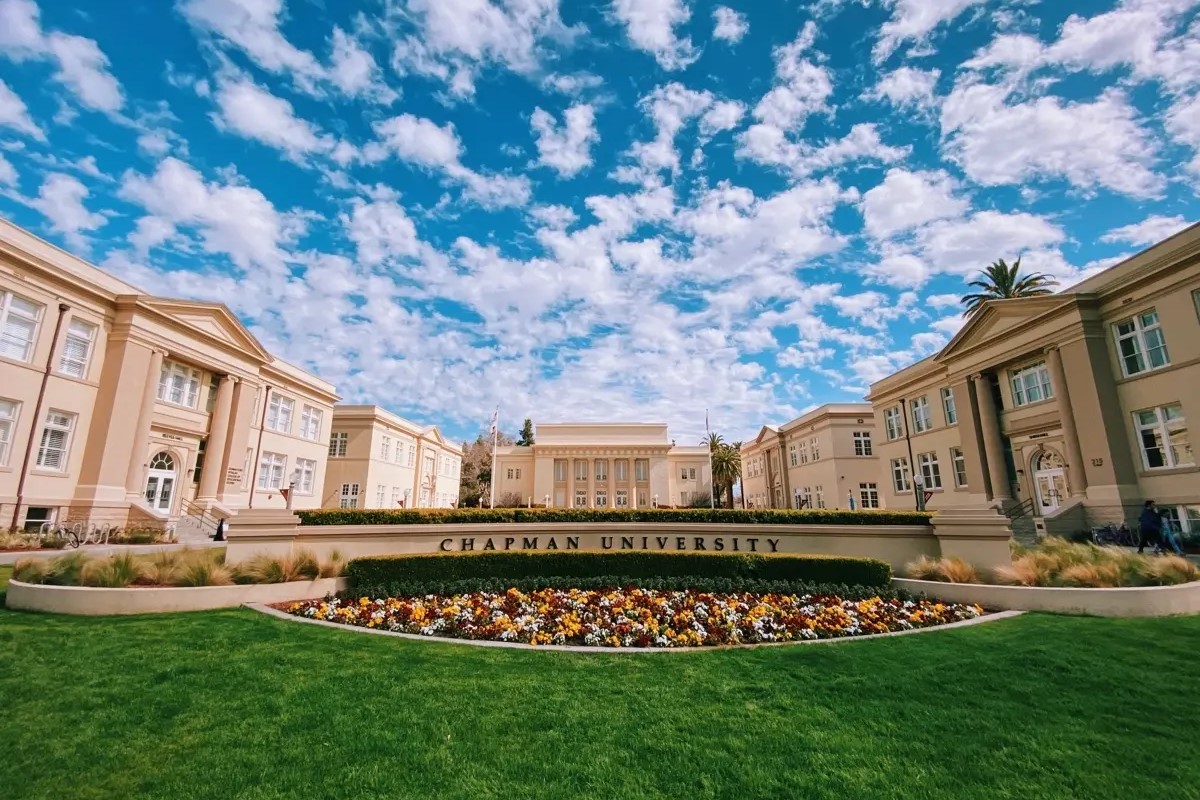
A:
[[960, 257, 1059, 316], [710, 443, 742, 509]]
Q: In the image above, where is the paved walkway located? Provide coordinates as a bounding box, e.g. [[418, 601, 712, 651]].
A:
[[0, 541, 222, 565]]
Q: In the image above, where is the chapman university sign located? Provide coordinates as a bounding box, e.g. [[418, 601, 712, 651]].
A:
[[438, 535, 783, 553]]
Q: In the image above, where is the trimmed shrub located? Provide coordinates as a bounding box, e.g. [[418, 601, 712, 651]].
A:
[[298, 507, 931, 527], [347, 551, 892, 594]]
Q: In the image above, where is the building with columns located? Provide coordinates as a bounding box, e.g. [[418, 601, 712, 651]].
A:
[[322, 405, 461, 509], [492, 423, 713, 508], [867, 220, 1200, 536], [740, 404, 880, 511], [0, 219, 338, 534]]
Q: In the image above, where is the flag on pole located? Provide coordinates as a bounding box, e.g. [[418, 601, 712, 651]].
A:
[[489, 407, 499, 436], [705, 408, 710, 436]]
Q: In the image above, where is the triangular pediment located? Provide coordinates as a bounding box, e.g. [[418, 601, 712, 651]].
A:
[[422, 426, 447, 445], [936, 295, 1076, 362], [141, 297, 272, 361], [750, 425, 778, 447]]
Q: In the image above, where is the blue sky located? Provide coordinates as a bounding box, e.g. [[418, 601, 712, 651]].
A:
[[1, 0, 1198, 444]]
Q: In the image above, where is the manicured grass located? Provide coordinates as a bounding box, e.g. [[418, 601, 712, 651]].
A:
[[0, 606, 1196, 799]]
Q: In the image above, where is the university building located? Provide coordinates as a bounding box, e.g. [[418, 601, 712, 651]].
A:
[[323, 405, 462, 509], [866, 220, 1200, 536], [740, 404, 880, 510], [492, 424, 712, 508], [0, 219, 338, 535]]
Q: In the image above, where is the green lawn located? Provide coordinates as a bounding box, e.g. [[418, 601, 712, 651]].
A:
[[0, 603, 1196, 800]]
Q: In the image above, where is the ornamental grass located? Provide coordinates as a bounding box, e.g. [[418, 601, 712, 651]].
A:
[[80, 552, 147, 588], [905, 556, 979, 583], [281, 588, 984, 648]]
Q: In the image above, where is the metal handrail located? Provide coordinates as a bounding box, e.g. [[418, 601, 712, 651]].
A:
[[1004, 497, 1036, 520], [179, 498, 219, 535]]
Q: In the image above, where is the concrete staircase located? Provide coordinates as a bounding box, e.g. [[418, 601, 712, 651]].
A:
[[1002, 498, 1040, 547]]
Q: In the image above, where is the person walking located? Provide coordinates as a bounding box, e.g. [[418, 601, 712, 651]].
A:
[[1137, 500, 1162, 554]]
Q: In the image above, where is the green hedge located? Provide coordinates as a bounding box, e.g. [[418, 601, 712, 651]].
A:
[[300, 507, 931, 526], [346, 551, 892, 593]]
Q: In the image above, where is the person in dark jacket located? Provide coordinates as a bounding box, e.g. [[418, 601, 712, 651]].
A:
[[1137, 500, 1162, 554]]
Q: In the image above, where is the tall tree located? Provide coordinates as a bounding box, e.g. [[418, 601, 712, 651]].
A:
[[457, 430, 515, 507], [710, 443, 742, 509], [960, 257, 1059, 316], [516, 418, 535, 446]]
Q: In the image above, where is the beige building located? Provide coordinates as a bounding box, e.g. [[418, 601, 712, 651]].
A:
[[741, 404, 879, 511], [0, 219, 338, 535], [492, 423, 713, 508], [322, 405, 462, 509], [867, 220, 1200, 537]]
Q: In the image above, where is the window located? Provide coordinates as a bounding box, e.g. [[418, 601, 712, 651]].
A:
[[814, 485, 825, 509], [35, 410, 74, 471], [266, 395, 294, 433], [295, 405, 322, 441], [798, 486, 812, 509], [941, 388, 957, 425], [688, 467, 696, 480], [554, 459, 567, 482], [328, 432, 348, 458], [0, 399, 17, 466], [797, 441, 808, 464], [1114, 309, 1170, 377], [634, 458, 649, 481], [1010, 362, 1053, 407], [917, 452, 943, 490], [295, 458, 315, 494], [810, 436, 820, 460], [884, 407, 902, 440], [910, 396, 932, 433], [951, 447, 967, 488], [594, 459, 608, 481], [595, 490, 608, 508], [257, 452, 286, 490], [407, 445, 415, 467], [0, 291, 42, 362], [788, 444, 797, 467], [853, 431, 872, 456], [394, 440, 404, 464], [158, 361, 201, 408], [680, 491, 690, 506], [891, 457, 911, 493], [574, 489, 587, 508], [615, 489, 629, 508], [506, 468, 514, 480], [859, 483, 880, 509], [380, 436, 391, 461], [58, 318, 96, 378], [615, 459, 628, 481], [391, 487, 400, 507], [1163, 505, 1200, 534], [340, 483, 359, 509], [1135, 404, 1193, 469], [376, 485, 385, 507], [574, 460, 588, 481]]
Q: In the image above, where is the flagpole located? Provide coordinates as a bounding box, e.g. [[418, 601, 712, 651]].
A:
[[489, 407, 498, 509], [706, 408, 715, 509]]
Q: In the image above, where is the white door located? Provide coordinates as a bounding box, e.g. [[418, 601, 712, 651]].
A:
[[1035, 468, 1065, 513], [144, 452, 177, 513]]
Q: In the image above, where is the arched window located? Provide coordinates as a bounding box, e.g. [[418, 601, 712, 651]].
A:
[[149, 451, 176, 471], [1034, 450, 1064, 471]]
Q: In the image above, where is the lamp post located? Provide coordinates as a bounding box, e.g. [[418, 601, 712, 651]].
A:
[[543, 493, 549, 508]]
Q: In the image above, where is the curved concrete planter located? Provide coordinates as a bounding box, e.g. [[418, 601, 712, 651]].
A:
[[895, 577, 1200, 617], [5, 578, 347, 616]]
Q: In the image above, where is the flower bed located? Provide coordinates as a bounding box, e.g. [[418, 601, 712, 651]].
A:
[[279, 588, 984, 648]]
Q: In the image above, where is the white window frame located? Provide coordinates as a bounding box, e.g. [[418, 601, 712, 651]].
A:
[[788, 443, 797, 467], [376, 485, 385, 508], [594, 459, 607, 481], [328, 431, 348, 458], [798, 441, 808, 464], [158, 361, 202, 409], [300, 406, 323, 441], [884, 407, 902, 440], [0, 291, 43, 363], [810, 436, 820, 460], [891, 457, 911, 493], [941, 387, 957, 426], [859, 483, 880, 509], [294, 458, 316, 494], [0, 398, 18, 466], [853, 431, 872, 456], [910, 396, 932, 433], [951, 447, 967, 488], [1010, 362, 1053, 407], [917, 451, 943, 490], [575, 459, 588, 481], [1114, 309, 1170, 377], [35, 409, 75, 472], [407, 446, 415, 467], [554, 459, 567, 482], [634, 459, 649, 481], [340, 483, 359, 509], [615, 459, 628, 481], [257, 452, 287, 490], [58, 318, 97, 379], [266, 395, 294, 433], [380, 435, 391, 461], [1134, 404, 1192, 470], [814, 485, 825, 509]]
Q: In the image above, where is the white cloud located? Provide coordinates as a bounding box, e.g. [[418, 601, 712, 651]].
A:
[[611, 0, 699, 70], [859, 168, 968, 239], [341, 188, 421, 266], [1101, 214, 1191, 246], [329, 27, 397, 103], [0, 152, 18, 185], [530, 103, 599, 177], [866, 66, 940, 110], [0, 0, 124, 112], [0, 76, 44, 139], [621, 83, 741, 182], [739, 122, 907, 177], [211, 75, 332, 161], [712, 7, 749, 43], [751, 22, 831, 130], [941, 83, 1163, 198], [873, 0, 986, 63], [180, 0, 324, 88], [31, 172, 106, 250], [542, 71, 604, 95], [1166, 92, 1200, 174]]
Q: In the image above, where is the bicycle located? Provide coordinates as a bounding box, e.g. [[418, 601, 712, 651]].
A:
[[1091, 523, 1137, 548]]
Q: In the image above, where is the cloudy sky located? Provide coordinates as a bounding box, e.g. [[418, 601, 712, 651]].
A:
[[1, 0, 1198, 443]]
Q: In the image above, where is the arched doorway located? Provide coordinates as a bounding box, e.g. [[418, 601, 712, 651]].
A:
[[1033, 449, 1067, 514], [144, 451, 177, 514]]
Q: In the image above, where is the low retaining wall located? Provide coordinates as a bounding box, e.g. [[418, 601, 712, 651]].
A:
[[895, 578, 1200, 617], [5, 578, 348, 616]]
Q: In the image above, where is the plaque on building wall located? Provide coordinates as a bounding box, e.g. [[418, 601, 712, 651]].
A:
[[225, 467, 243, 485]]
